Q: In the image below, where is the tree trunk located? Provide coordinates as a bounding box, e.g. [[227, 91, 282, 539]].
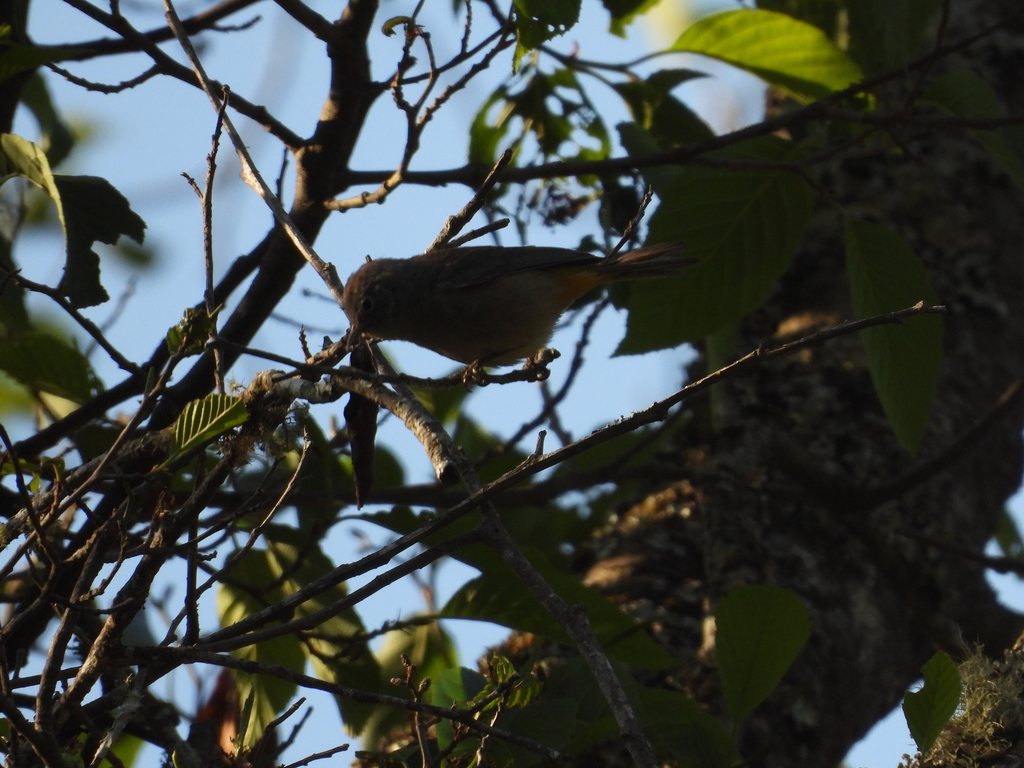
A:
[[575, 3, 1024, 765]]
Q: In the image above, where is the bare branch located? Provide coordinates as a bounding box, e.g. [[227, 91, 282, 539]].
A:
[[2, 269, 140, 375], [56, 0, 263, 58], [60, 0, 304, 147], [47, 62, 161, 93], [122, 644, 561, 759], [162, 0, 345, 309], [272, 0, 335, 41]]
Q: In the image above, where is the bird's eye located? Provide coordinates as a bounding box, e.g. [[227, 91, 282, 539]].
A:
[[361, 296, 374, 313]]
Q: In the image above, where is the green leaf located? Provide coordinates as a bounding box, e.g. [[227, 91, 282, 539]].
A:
[[170, 394, 248, 458], [430, 666, 488, 708], [0, 233, 28, 337], [469, 88, 512, 165], [846, 0, 938, 74], [431, 667, 488, 750], [20, 73, 76, 167], [499, 698, 578, 767], [670, 9, 862, 102], [514, 0, 579, 30], [0, 136, 145, 309], [166, 307, 217, 356], [613, 70, 712, 148], [715, 584, 810, 723], [441, 547, 676, 670], [453, 414, 529, 483], [756, 0, 846, 41], [410, 379, 470, 425], [263, 525, 383, 736], [0, 41, 89, 83], [106, 734, 143, 768], [619, 135, 816, 353], [920, 69, 1024, 189], [360, 619, 458, 748], [903, 652, 963, 753], [0, 134, 63, 224], [602, 0, 659, 37], [844, 218, 942, 453], [218, 550, 306, 748], [0, 331, 97, 403], [512, 0, 580, 69], [54, 175, 146, 308], [0, 370, 33, 415], [995, 508, 1024, 561], [638, 686, 736, 768]]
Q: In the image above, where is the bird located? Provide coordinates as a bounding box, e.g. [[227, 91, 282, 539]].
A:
[[342, 242, 690, 366]]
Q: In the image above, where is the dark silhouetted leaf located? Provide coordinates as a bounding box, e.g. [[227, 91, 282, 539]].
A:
[[54, 174, 146, 308], [844, 218, 942, 453], [715, 584, 810, 723], [619, 135, 815, 353], [903, 652, 962, 753], [20, 73, 75, 167], [921, 69, 1024, 188], [442, 547, 676, 669]]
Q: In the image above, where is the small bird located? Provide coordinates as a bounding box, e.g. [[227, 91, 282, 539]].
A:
[[342, 242, 690, 366]]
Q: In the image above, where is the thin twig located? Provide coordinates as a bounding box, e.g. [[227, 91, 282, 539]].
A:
[[278, 743, 350, 768], [895, 526, 1024, 576], [47, 62, 161, 93], [271, 0, 334, 41], [608, 185, 654, 259], [446, 217, 510, 248], [205, 94, 228, 394], [1, 269, 140, 375], [61, 0, 304, 147], [123, 644, 560, 759], [162, 0, 344, 307], [427, 149, 514, 251], [55, 0, 263, 58]]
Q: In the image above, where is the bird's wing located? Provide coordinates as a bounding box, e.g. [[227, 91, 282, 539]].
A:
[[424, 246, 602, 290]]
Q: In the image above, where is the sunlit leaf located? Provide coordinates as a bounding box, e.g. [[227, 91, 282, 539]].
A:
[[170, 394, 248, 458], [671, 9, 862, 102]]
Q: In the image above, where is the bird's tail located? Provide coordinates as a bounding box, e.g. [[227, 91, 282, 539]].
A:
[[597, 242, 693, 280]]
